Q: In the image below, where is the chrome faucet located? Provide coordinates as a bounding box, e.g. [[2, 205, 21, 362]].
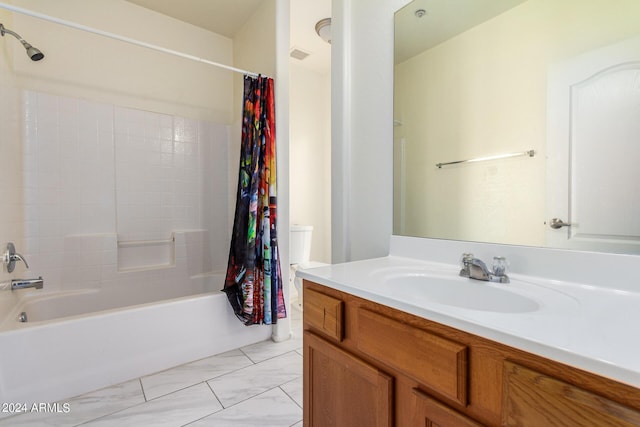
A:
[[11, 277, 44, 290], [459, 253, 509, 283], [1, 242, 44, 291], [3, 242, 29, 273]]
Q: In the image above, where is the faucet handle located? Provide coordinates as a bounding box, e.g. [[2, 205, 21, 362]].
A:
[[3, 242, 29, 273], [459, 253, 474, 277], [491, 256, 509, 277], [460, 252, 474, 265]]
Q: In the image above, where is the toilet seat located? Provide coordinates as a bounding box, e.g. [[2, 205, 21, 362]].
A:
[[290, 262, 329, 308]]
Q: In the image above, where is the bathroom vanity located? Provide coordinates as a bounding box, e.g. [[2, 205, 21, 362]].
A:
[[298, 248, 640, 426]]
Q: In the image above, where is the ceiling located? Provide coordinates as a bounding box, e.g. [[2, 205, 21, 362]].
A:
[[395, 0, 527, 64], [124, 0, 526, 74], [125, 0, 332, 74]]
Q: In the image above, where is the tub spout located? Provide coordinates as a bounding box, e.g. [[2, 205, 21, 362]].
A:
[[11, 277, 44, 290]]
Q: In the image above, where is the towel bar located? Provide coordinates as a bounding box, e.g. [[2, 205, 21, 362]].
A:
[[436, 149, 535, 169]]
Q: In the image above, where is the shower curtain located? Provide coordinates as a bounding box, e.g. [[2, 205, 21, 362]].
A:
[[223, 75, 287, 326]]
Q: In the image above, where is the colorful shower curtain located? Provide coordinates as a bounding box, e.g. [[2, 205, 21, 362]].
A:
[[223, 75, 286, 326]]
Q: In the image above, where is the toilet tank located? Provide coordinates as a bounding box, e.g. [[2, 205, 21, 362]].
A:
[[290, 225, 313, 265]]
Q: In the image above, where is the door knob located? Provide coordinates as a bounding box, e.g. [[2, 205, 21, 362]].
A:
[[549, 218, 571, 229]]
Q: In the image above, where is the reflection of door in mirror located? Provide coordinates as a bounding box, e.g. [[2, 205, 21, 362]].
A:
[[547, 35, 640, 254]]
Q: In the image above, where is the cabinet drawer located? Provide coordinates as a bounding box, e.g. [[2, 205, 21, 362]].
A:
[[357, 308, 468, 406], [502, 361, 640, 426], [413, 388, 484, 427], [303, 287, 344, 341]]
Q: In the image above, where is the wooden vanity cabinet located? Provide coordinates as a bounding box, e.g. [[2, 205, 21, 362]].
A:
[[303, 286, 393, 426], [502, 362, 640, 427], [303, 280, 640, 427], [412, 387, 484, 427], [304, 332, 393, 426]]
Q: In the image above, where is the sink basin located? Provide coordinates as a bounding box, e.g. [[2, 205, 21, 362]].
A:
[[381, 273, 540, 313]]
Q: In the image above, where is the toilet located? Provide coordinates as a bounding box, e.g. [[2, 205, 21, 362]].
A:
[[290, 224, 326, 308]]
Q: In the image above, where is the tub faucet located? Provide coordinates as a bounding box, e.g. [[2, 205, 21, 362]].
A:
[[459, 253, 509, 283], [3, 242, 29, 273], [11, 277, 44, 290]]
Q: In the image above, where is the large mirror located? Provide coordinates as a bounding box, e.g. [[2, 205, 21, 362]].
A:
[[394, 0, 640, 254]]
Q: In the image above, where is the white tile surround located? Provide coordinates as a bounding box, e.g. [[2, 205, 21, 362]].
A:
[[17, 90, 232, 292], [0, 308, 303, 427]]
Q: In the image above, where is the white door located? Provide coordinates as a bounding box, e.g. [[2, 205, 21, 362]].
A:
[[546, 35, 640, 254]]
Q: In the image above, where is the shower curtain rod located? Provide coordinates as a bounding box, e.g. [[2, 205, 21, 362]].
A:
[[0, 2, 262, 78]]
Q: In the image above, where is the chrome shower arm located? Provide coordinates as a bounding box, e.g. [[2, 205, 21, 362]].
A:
[[0, 22, 44, 61], [1, 25, 31, 49], [1, 23, 21, 40]]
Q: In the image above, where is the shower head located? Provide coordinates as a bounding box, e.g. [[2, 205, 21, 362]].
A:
[[0, 23, 44, 61]]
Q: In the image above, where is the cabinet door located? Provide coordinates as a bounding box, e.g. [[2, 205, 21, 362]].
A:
[[304, 331, 393, 427], [413, 388, 484, 427], [503, 361, 640, 426]]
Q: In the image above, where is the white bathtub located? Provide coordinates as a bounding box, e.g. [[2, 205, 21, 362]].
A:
[[0, 273, 272, 405]]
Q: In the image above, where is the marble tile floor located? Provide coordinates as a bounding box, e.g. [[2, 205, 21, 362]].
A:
[[1, 308, 303, 427]]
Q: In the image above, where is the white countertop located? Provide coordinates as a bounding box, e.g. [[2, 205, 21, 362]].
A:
[[297, 255, 640, 389]]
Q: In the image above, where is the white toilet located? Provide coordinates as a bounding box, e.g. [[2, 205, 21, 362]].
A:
[[290, 224, 326, 308]]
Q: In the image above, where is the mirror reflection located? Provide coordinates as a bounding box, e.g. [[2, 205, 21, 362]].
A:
[[394, 0, 640, 254]]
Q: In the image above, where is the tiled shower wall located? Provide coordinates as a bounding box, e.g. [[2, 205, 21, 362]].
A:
[[115, 108, 200, 242], [0, 60, 22, 314], [22, 90, 231, 291]]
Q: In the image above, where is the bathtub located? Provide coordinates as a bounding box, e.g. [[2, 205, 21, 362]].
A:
[[0, 273, 272, 405]]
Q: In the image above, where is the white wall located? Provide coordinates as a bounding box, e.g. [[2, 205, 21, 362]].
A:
[[331, 0, 410, 263], [0, 7, 22, 319], [0, 8, 20, 269], [10, 0, 235, 122], [290, 62, 331, 263]]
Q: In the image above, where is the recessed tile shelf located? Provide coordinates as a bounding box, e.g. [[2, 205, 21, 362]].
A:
[[117, 237, 175, 271]]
